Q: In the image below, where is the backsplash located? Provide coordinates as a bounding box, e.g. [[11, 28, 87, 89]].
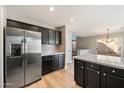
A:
[[42, 45, 59, 53]]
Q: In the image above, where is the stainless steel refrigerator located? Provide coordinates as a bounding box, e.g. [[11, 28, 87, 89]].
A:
[[4, 27, 42, 88]]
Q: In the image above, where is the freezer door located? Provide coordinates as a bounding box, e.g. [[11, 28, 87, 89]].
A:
[[25, 30, 41, 85], [5, 27, 25, 88]]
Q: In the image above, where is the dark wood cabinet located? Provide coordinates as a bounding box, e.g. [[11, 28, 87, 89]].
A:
[[25, 24, 40, 32], [51, 55, 59, 71], [101, 66, 124, 88], [7, 19, 62, 45], [59, 54, 65, 69], [56, 31, 61, 44], [42, 56, 51, 75], [7, 19, 25, 29], [41, 28, 49, 44], [49, 30, 56, 44], [101, 73, 124, 88], [74, 60, 85, 87], [74, 59, 124, 88], [42, 54, 65, 75], [85, 68, 100, 88], [85, 62, 100, 88]]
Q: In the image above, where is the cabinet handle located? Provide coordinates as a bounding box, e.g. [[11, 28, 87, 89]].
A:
[[81, 66, 84, 69], [91, 65, 93, 67], [112, 70, 115, 73], [97, 71, 100, 74], [103, 73, 106, 76]]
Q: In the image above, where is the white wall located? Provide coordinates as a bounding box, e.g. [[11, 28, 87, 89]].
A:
[[6, 8, 55, 30], [0, 5, 4, 88], [65, 28, 72, 63]]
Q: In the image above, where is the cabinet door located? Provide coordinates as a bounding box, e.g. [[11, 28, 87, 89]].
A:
[[49, 30, 56, 44], [51, 55, 59, 71], [85, 68, 100, 88], [25, 24, 40, 32], [7, 19, 25, 29], [42, 59, 51, 75], [56, 31, 61, 44], [102, 73, 124, 88], [41, 28, 49, 44], [74, 63, 84, 86], [59, 54, 65, 69]]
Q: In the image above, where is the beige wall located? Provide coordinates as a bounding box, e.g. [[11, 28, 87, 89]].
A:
[[77, 32, 124, 49], [77, 31, 124, 57], [77, 35, 104, 49]]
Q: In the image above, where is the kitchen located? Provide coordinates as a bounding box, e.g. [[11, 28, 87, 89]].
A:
[[0, 5, 124, 88]]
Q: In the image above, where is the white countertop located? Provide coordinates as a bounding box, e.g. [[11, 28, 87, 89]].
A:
[[74, 54, 124, 70], [41, 52, 65, 56]]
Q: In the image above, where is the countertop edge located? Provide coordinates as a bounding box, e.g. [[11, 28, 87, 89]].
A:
[[74, 55, 124, 70]]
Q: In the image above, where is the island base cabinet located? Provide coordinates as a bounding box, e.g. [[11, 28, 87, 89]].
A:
[[101, 73, 124, 88], [74, 65, 84, 86], [85, 68, 100, 88], [74, 59, 124, 88]]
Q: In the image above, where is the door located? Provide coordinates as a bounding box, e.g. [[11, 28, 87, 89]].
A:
[[5, 27, 25, 88], [42, 56, 51, 75], [41, 28, 49, 44], [56, 31, 61, 44], [85, 68, 100, 88], [51, 55, 59, 71], [25, 30, 41, 85], [49, 30, 56, 44], [74, 63, 84, 86], [102, 73, 124, 88]]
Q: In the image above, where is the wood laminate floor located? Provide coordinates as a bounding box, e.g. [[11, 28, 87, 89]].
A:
[[26, 63, 80, 88]]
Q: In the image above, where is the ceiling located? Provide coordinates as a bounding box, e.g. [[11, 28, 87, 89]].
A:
[[6, 5, 124, 37]]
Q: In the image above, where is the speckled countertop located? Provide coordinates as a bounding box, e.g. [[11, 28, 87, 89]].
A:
[[74, 54, 124, 70], [41, 52, 65, 56]]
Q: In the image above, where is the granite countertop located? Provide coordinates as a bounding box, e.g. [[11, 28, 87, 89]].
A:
[[41, 52, 65, 56], [74, 54, 124, 70]]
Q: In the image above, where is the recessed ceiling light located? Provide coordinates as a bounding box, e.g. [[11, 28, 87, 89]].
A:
[[49, 6, 55, 12], [70, 18, 74, 22]]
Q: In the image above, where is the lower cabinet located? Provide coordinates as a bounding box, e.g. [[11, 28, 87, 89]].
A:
[[85, 68, 100, 88], [74, 63, 84, 86], [74, 59, 124, 88], [51, 55, 59, 71], [101, 73, 124, 88], [42, 56, 51, 75], [74, 60, 85, 87], [42, 54, 65, 75], [101, 66, 124, 88]]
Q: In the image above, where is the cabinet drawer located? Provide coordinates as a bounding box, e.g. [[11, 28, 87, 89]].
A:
[[102, 66, 124, 78], [42, 56, 51, 60], [74, 59, 85, 66], [86, 62, 100, 70]]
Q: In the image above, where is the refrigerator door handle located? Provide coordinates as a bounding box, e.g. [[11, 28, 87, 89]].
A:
[[21, 39, 25, 67]]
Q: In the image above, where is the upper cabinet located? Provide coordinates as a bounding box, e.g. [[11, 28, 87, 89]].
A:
[[41, 28, 61, 45], [7, 19, 62, 45], [49, 30, 56, 44], [40, 27, 49, 44], [7, 19, 25, 29], [25, 24, 40, 32], [55, 31, 61, 45]]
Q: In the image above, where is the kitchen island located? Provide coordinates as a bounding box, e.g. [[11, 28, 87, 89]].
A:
[[74, 54, 124, 88]]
